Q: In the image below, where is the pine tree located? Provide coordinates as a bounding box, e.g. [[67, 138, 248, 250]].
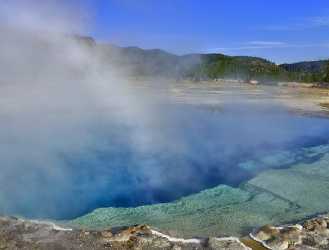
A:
[[324, 61, 329, 83]]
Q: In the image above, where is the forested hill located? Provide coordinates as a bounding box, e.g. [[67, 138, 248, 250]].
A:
[[78, 36, 329, 85], [96, 44, 285, 83], [280, 60, 329, 83], [281, 60, 328, 73]]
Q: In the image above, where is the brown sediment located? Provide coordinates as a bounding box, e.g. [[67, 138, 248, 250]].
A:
[[320, 102, 329, 109], [240, 237, 269, 250]]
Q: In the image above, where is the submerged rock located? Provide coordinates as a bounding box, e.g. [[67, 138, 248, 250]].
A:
[[208, 237, 252, 250], [254, 225, 281, 241]]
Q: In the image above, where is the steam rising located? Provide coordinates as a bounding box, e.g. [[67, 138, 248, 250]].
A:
[[1, 2, 329, 220]]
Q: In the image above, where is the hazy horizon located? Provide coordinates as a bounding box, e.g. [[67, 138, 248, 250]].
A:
[[2, 0, 329, 64]]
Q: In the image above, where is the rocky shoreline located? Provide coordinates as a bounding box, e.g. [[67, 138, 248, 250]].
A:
[[1, 214, 329, 249], [248, 214, 329, 249], [0, 216, 249, 250]]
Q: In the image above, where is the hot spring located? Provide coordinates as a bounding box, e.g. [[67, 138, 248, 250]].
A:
[[2, 102, 329, 222], [3, 1, 329, 238]]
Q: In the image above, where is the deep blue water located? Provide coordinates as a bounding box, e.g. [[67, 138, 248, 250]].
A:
[[3, 104, 329, 220]]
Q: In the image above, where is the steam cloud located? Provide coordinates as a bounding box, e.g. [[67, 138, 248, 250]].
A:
[[1, 1, 329, 220]]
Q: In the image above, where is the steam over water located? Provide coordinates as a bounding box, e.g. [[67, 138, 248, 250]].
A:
[[1, 2, 329, 221], [3, 100, 329, 220], [64, 106, 329, 220]]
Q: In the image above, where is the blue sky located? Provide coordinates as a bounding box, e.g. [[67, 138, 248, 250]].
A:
[[5, 0, 329, 63], [80, 0, 328, 63]]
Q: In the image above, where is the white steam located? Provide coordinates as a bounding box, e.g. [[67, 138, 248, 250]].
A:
[[1, 1, 329, 220], [0, 1, 155, 218]]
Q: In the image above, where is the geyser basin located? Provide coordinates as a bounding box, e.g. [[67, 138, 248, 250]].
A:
[[2, 102, 329, 224]]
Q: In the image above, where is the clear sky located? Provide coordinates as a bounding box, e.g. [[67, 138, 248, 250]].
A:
[[4, 0, 329, 63], [80, 0, 328, 63]]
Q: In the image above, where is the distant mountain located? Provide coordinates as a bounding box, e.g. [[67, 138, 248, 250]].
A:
[[280, 60, 329, 74], [75, 35, 329, 84], [279, 60, 329, 83], [95, 44, 286, 83], [73, 35, 96, 47], [99, 45, 183, 76]]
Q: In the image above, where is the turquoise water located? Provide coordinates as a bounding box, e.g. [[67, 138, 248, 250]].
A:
[[72, 143, 329, 237], [61, 105, 329, 219], [69, 105, 329, 237], [3, 103, 329, 226]]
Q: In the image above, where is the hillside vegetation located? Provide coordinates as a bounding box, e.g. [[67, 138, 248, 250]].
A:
[[80, 36, 329, 85]]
